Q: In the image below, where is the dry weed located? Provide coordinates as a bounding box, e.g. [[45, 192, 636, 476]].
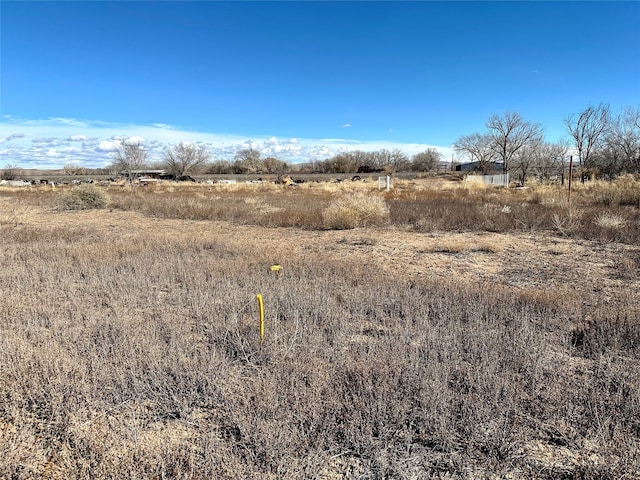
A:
[[322, 192, 389, 229], [593, 212, 628, 229]]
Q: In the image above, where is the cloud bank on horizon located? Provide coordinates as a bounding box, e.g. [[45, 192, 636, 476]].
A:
[[0, 116, 453, 170]]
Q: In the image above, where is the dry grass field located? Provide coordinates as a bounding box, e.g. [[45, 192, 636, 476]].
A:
[[1, 175, 639, 479]]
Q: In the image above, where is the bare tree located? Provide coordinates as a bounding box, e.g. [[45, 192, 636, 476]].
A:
[[486, 111, 544, 174], [1, 164, 23, 180], [564, 103, 610, 180], [533, 140, 569, 182], [509, 143, 539, 185], [605, 106, 640, 174], [388, 149, 411, 171], [410, 148, 441, 172], [112, 141, 148, 184], [234, 148, 262, 173], [373, 149, 410, 172], [320, 153, 358, 173], [206, 159, 233, 174], [262, 157, 289, 174], [453, 133, 496, 173], [63, 164, 87, 176], [163, 143, 210, 178]]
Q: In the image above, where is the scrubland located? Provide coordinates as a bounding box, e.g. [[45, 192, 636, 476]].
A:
[[1, 175, 639, 479]]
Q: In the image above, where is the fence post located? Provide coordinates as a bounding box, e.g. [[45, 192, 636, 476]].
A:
[[568, 156, 573, 206]]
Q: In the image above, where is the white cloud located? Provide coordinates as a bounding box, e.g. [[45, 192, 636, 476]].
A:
[[126, 136, 145, 145], [0, 132, 25, 144], [98, 140, 121, 151], [341, 123, 352, 128], [0, 116, 454, 169], [59, 146, 82, 153]]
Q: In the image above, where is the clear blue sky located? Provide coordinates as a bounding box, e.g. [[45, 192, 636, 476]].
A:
[[1, 1, 639, 168]]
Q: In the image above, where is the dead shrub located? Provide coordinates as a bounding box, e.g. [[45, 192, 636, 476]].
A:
[[552, 207, 583, 236], [594, 212, 627, 229], [322, 192, 389, 229], [59, 184, 110, 210]]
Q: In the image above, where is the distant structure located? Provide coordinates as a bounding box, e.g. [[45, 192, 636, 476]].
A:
[[455, 161, 502, 173]]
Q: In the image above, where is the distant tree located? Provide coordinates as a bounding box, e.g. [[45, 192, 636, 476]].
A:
[[533, 140, 569, 182], [509, 138, 552, 185], [1, 164, 23, 180], [486, 111, 544, 174], [453, 133, 496, 173], [234, 148, 262, 173], [604, 105, 640, 174], [374, 149, 410, 172], [564, 103, 610, 181], [206, 160, 234, 174], [410, 148, 441, 172], [63, 164, 87, 176], [262, 157, 289, 174], [342, 150, 375, 172], [320, 154, 358, 173], [591, 144, 625, 180], [163, 143, 210, 178], [112, 141, 148, 184]]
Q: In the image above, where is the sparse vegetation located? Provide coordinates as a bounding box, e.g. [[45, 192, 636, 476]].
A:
[[58, 184, 110, 210], [322, 192, 390, 229], [1, 176, 639, 478]]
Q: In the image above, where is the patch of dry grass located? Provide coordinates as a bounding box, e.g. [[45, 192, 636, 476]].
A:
[[1, 178, 639, 478], [322, 192, 389, 229]]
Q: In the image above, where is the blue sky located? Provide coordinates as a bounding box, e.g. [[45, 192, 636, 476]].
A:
[[1, 1, 639, 169]]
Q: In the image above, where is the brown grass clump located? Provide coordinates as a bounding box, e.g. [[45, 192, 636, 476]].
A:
[[322, 192, 390, 229], [58, 184, 110, 210]]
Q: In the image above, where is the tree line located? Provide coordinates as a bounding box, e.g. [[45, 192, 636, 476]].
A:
[[454, 104, 640, 184], [110, 143, 444, 180]]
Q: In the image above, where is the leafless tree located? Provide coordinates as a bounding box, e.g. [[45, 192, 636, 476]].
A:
[[533, 140, 569, 182], [564, 103, 610, 180], [112, 141, 148, 184], [1, 164, 23, 180], [486, 111, 544, 174], [453, 133, 497, 173], [63, 164, 87, 176], [234, 148, 262, 173], [510, 139, 569, 185], [604, 106, 640, 173], [388, 149, 411, 171], [373, 149, 410, 171], [320, 153, 358, 173], [410, 148, 441, 172], [262, 157, 289, 174], [509, 143, 539, 185], [163, 143, 210, 178]]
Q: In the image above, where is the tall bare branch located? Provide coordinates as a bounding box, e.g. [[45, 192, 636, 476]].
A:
[[113, 141, 148, 184], [486, 111, 544, 173], [453, 133, 497, 173], [564, 103, 610, 175], [163, 143, 210, 178]]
